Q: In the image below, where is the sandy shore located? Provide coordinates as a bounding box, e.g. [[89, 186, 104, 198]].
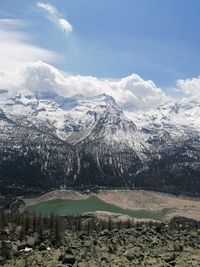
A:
[[97, 190, 200, 221], [25, 190, 88, 206], [84, 211, 159, 223], [24, 189, 200, 221]]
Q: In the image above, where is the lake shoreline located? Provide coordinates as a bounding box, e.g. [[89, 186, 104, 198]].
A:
[[24, 189, 200, 221]]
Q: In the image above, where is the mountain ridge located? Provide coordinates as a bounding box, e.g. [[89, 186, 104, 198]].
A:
[[0, 89, 200, 196]]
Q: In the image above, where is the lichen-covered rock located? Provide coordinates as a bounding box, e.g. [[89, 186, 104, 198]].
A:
[[26, 236, 36, 248], [62, 253, 76, 265], [124, 246, 143, 261]]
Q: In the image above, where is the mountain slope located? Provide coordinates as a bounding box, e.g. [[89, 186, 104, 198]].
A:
[[0, 90, 200, 196]]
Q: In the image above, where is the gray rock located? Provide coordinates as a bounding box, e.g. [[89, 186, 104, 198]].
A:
[[165, 253, 176, 263], [124, 246, 143, 261], [39, 243, 47, 251], [62, 253, 76, 265], [26, 236, 35, 247], [17, 241, 26, 250]]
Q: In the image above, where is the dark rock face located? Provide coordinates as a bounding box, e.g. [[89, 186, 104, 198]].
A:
[[1, 118, 200, 196]]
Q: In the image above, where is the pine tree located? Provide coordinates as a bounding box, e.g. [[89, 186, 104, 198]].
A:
[[0, 209, 5, 228], [38, 214, 44, 242], [55, 216, 65, 244], [108, 217, 113, 231]]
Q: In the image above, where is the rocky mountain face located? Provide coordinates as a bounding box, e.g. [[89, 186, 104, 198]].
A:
[[0, 89, 200, 196]]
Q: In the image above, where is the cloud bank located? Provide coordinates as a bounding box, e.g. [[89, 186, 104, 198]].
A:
[[177, 76, 200, 98], [0, 61, 168, 111], [37, 2, 73, 33], [1, 61, 199, 111], [0, 19, 58, 72]]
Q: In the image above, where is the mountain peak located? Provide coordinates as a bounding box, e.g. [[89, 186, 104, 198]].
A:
[[95, 93, 116, 103]]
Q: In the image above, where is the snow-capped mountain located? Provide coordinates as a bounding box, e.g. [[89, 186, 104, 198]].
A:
[[1, 89, 200, 196], [1, 89, 147, 152]]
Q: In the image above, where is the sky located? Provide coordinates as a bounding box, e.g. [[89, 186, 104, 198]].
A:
[[0, 0, 200, 110]]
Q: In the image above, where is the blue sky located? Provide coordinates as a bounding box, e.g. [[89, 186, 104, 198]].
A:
[[0, 0, 200, 89]]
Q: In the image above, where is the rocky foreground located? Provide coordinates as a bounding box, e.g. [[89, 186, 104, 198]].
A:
[[1, 217, 200, 267]]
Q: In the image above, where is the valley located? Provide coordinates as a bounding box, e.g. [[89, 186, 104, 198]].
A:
[[0, 2, 200, 265]]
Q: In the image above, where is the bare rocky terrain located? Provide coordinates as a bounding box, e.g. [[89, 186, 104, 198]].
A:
[[1, 216, 200, 267]]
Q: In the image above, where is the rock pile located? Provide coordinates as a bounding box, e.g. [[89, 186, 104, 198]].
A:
[[1, 217, 200, 266]]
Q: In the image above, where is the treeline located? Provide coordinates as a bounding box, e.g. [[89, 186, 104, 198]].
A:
[[66, 215, 141, 233], [0, 210, 66, 263], [0, 209, 143, 234], [0, 210, 65, 245], [2, 209, 199, 247], [0, 209, 158, 241]]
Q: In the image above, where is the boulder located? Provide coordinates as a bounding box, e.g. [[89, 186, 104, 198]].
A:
[[124, 246, 143, 261], [11, 244, 18, 256], [77, 262, 87, 267], [100, 230, 109, 236], [39, 243, 47, 251], [17, 241, 26, 250], [165, 253, 176, 263], [62, 253, 76, 265], [26, 236, 35, 248]]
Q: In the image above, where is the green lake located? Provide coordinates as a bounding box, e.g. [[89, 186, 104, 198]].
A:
[[26, 196, 170, 220]]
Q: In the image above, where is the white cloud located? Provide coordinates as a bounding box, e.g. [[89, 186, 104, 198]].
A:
[[177, 76, 200, 97], [37, 2, 56, 14], [58, 19, 72, 32], [37, 2, 73, 33], [0, 19, 58, 72], [0, 61, 168, 111]]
